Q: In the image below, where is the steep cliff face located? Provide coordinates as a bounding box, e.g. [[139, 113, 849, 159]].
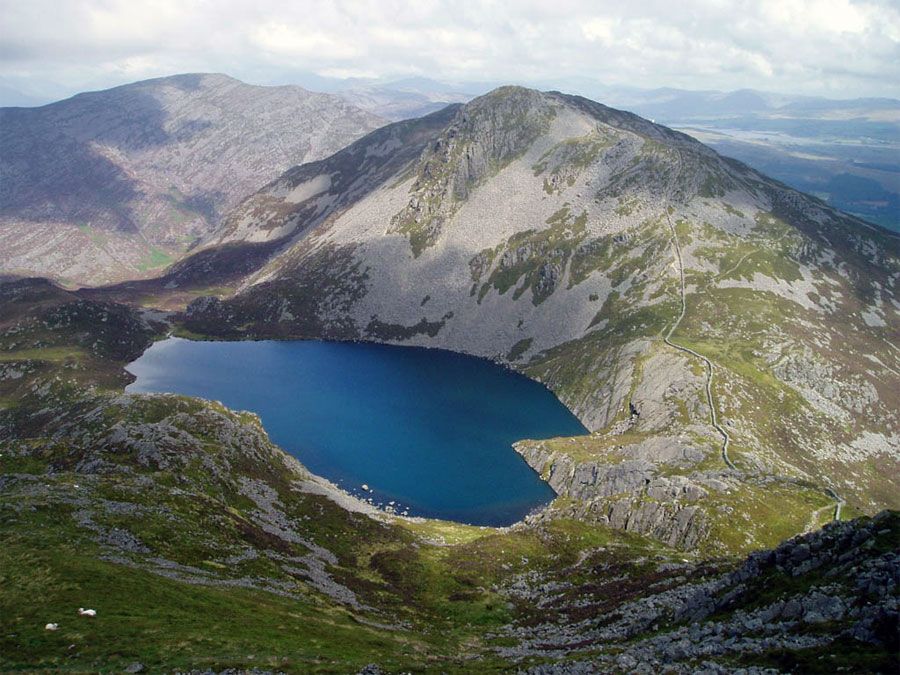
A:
[[0, 74, 386, 285], [175, 86, 898, 547], [388, 87, 559, 255], [515, 434, 712, 550]]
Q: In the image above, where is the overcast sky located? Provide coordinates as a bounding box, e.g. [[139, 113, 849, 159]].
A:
[[1, 0, 898, 105]]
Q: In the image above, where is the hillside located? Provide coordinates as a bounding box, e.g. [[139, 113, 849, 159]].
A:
[[332, 77, 900, 231], [0, 73, 386, 286], [169, 86, 900, 554], [1, 277, 897, 673]]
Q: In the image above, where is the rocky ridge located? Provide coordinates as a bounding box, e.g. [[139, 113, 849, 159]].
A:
[[509, 510, 899, 674]]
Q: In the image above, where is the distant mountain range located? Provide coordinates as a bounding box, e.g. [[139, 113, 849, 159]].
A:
[[0, 74, 386, 286]]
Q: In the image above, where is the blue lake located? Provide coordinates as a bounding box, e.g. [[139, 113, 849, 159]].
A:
[[125, 337, 587, 526]]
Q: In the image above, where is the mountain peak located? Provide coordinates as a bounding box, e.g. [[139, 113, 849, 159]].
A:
[[458, 84, 557, 120], [175, 87, 898, 534], [132, 72, 239, 89]]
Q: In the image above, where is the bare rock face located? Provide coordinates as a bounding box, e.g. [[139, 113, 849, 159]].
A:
[[0, 73, 386, 285], [389, 87, 558, 254], [514, 434, 717, 550]]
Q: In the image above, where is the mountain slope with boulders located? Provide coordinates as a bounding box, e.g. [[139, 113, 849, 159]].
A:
[[172, 86, 899, 554], [0, 73, 386, 286]]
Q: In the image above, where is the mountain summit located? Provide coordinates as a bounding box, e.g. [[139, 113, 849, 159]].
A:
[[178, 85, 899, 548]]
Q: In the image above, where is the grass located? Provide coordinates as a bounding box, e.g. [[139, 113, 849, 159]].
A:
[[0, 445, 695, 672], [0, 407, 516, 671], [734, 637, 899, 674], [0, 346, 88, 362], [137, 247, 175, 273], [0, 531, 441, 674], [521, 430, 653, 466], [702, 482, 834, 555], [668, 273, 898, 507], [480, 207, 588, 305]]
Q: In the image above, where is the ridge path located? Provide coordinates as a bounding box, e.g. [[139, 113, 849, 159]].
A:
[[658, 148, 844, 522]]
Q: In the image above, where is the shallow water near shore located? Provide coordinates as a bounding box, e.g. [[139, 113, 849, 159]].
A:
[[126, 337, 587, 525]]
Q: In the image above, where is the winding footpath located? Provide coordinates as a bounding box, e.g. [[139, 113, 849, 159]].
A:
[[661, 151, 736, 470], [823, 487, 844, 522], [658, 149, 845, 522]]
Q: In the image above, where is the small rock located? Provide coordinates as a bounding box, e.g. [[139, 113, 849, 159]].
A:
[[790, 543, 811, 563], [357, 664, 385, 675], [616, 652, 638, 670], [781, 598, 803, 619], [803, 610, 827, 624], [124, 663, 145, 673]]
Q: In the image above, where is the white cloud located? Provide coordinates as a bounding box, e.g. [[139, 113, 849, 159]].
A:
[[251, 23, 364, 59], [581, 17, 616, 43], [0, 0, 897, 102]]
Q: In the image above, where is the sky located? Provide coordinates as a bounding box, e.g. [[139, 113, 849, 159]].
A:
[[1, 0, 898, 105]]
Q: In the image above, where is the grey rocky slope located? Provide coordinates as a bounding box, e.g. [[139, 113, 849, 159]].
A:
[[330, 77, 900, 231], [179, 86, 899, 551], [511, 510, 899, 674], [0, 73, 386, 286]]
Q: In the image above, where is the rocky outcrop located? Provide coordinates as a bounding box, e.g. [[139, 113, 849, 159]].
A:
[[774, 348, 880, 415], [389, 86, 557, 254], [516, 434, 719, 550], [508, 511, 900, 674]]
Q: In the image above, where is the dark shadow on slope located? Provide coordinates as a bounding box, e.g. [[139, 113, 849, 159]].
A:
[[0, 82, 218, 233], [75, 238, 289, 308], [74, 101, 463, 308]]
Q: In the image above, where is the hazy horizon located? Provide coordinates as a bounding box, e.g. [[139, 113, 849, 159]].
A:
[[2, 0, 898, 106]]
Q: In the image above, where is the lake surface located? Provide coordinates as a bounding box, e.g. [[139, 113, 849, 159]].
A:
[[125, 338, 587, 526]]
